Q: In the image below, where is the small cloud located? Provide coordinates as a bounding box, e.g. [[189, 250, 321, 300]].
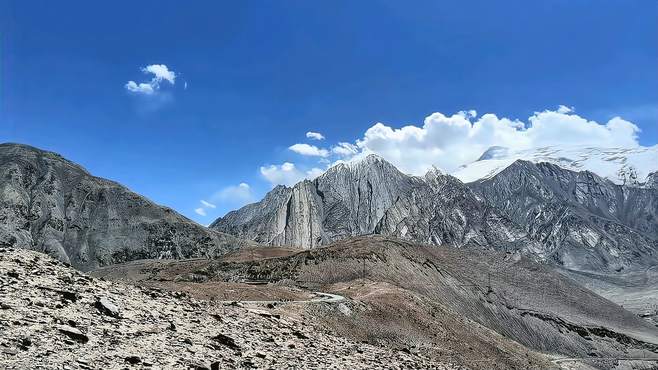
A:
[[306, 167, 325, 179], [142, 64, 176, 84], [260, 162, 323, 186], [200, 200, 216, 208], [332, 142, 359, 157], [306, 131, 325, 140], [212, 183, 253, 204], [125, 81, 155, 95], [194, 207, 207, 216], [557, 105, 574, 114], [125, 64, 177, 95], [289, 143, 329, 157]]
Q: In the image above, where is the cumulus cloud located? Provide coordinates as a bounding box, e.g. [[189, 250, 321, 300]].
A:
[[142, 64, 176, 84], [289, 143, 329, 157], [260, 162, 323, 186], [306, 131, 325, 140], [125, 64, 177, 95], [258, 106, 642, 187], [125, 81, 155, 94], [348, 107, 640, 174]]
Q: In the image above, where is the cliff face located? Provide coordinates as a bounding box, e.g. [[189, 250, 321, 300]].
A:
[[212, 155, 538, 255], [469, 160, 658, 273], [212, 155, 422, 248], [0, 143, 252, 270]]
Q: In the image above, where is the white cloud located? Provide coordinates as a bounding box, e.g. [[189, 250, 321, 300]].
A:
[[306, 131, 325, 140], [289, 143, 329, 157], [200, 200, 216, 209], [142, 64, 176, 85], [212, 182, 254, 204], [257, 106, 642, 189], [194, 183, 254, 217], [260, 162, 323, 186], [347, 106, 640, 175], [125, 81, 155, 94], [332, 142, 359, 156], [557, 105, 574, 114], [125, 64, 177, 95]]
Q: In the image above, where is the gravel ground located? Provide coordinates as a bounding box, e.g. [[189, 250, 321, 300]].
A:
[[0, 247, 461, 369]]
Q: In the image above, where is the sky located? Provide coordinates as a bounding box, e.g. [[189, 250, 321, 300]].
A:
[[1, 1, 656, 224]]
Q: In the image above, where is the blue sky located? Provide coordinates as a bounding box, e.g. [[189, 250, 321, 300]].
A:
[[1, 1, 656, 223]]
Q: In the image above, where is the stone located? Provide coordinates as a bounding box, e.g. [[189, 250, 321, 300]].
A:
[[58, 325, 89, 343], [124, 356, 141, 364], [94, 297, 120, 318]]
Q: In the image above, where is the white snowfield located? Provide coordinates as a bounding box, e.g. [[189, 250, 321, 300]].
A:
[[452, 145, 658, 185]]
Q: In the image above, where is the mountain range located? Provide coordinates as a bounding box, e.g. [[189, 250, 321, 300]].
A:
[[1, 141, 656, 278], [212, 150, 657, 275]]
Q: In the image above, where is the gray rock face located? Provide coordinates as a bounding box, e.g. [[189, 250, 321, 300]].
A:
[[469, 160, 658, 273], [0, 143, 253, 270], [375, 169, 536, 253], [213, 155, 421, 248], [212, 155, 538, 254], [213, 155, 657, 274], [645, 171, 658, 189]]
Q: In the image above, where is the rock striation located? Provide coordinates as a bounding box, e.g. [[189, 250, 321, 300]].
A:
[[469, 160, 658, 273], [0, 143, 253, 270], [213, 154, 657, 274], [0, 247, 453, 369]]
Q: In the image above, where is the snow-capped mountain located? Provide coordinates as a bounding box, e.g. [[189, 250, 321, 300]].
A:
[[452, 145, 658, 185]]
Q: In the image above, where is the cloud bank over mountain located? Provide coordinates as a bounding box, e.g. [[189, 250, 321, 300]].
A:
[[261, 106, 642, 185]]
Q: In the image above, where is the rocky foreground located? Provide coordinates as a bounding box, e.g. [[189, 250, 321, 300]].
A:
[[0, 248, 457, 369]]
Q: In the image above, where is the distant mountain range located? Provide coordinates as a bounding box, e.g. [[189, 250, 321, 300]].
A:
[[0, 143, 253, 270], [1, 142, 656, 276], [212, 148, 658, 275], [452, 145, 658, 185]]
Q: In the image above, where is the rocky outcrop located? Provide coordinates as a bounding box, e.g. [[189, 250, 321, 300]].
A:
[[469, 160, 658, 273], [0, 143, 253, 270], [212, 155, 538, 254], [212, 155, 421, 248], [0, 247, 449, 369]]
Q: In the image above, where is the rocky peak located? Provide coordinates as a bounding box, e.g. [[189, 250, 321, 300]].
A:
[[0, 143, 252, 270], [644, 171, 658, 189], [423, 166, 444, 183]]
